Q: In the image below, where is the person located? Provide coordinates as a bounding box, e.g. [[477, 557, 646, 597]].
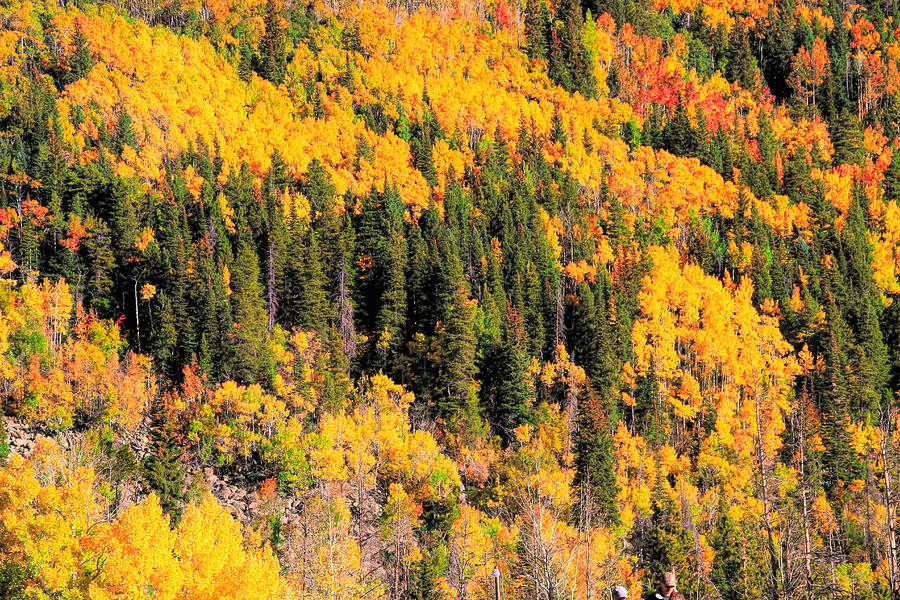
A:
[[612, 585, 628, 599], [645, 572, 684, 600]]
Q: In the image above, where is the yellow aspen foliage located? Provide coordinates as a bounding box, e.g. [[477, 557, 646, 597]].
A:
[[89, 494, 184, 600], [502, 406, 574, 509], [0, 442, 290, 600], [306, 374, 461, 502], [176, 493, 284, 600], [286, 495, 378, 600], [631, 246, 799, 446], [51, 5, 430, 205], [381, 483, 423, 589], [0, 439, 103, 598]]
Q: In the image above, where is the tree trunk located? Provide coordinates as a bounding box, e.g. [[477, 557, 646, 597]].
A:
[[882, 407, 899, 595], [754, 386, 782, 599], [266, 242, 276, 332], [337, 256, 356, 361]]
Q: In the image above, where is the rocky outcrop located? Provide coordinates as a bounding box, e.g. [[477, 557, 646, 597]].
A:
[[3, 416, 302, 526]]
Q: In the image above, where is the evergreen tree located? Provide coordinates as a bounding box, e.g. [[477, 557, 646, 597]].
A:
[[320, 324, 352, 414], [0, 406, 8, 466], [237, 39, 254, 82], [644, 479, 695, 596], [438, 282, 480, 429], [258, 0, 288, 85], [291, 227, 331, 332], [142, 409, 187, 523], [66, 20, 94, 84], [481, 306, 534, 444], [82, 216, 116, 314], [374, 222, 407, 371], [829, 108, 863, 165], [573, 385, 620, 525], [547, 0, 596, 97], [710, 496, 767, 600], [661, 98, 700, 157], [112, 108, 137, 156], [726, 25, 758, 91], [524, 0, 549, 61], [883, 145, 900, 202], [226, 240, 275, 384], [759, 1, 795, 100]]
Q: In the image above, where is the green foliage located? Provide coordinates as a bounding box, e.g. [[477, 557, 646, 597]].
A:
[[142, 427, 188, 523], [0, 411, 8, 465], [226, 240, 275, 384], [257, 0, 288, 85], [66, 21, 95, 84]]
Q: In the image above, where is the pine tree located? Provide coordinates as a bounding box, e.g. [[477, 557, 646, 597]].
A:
[[113, 108, 137, 155], [883, 145, 900, 202], [142, 407, 187, 523], [411, 92, 440, 186], [645, 479, 695, 596], [82, 216, 116, 314], [817, 306, 864, 494], [481, 306, 534, 444], [374, 224, 407, 371], [258, 0, 288, 85], [726, 25, 758, 90], [0, 406, 8, 466], [829, 108, 863, 165], [290, 227, 330, 332], [66, 20, 94, 84], [573, 385, 620, 525], [262, 154, 289, 331], [558, 0, 595, 98], [438, 282, 480, 429], [524, 0, 549, 61], [661, 98, 699, 157], [193, 246, 233, 380], [759, 1, 795, 100], [226, 240, 275, 384], [237, 39, 254, 82], [320, 324, 352, 414], [150, 290, 179, 378], [710, 496, 767, 600]]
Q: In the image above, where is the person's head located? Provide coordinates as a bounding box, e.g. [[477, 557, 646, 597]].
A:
[[612, 585, 628, 599], [659, 572, 677, 595]]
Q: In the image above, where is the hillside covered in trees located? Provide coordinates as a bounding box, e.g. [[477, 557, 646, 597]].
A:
[[0, 0, 898, 597]]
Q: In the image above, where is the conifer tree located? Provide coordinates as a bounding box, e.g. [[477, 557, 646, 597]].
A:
[[237, 40, 254, 82], [0, 407, 8, 466], [226, 240, 275, 384], [142, 403, 187, 523], [320, 324, 352, 414], [481, 306, 534, 444], [829, 108, 863, 165], [710, 497, 767, 600], [66, 20, 94, 84], [524, 0, 549, 61], [258, 0, 288, 85], [645, 479, 695, 595], [438, 282, 480, 428], [113, 108, 137, 155], [82, 216, 116, 314], [291, 227, 330, 332], [374, 224, 407, 371], [883, 146, 900, 202], [573, 385, 620, 525], [661, 99, 699, 157], [726, 25, 758, 90], [760, 2, 795, 100], [559, 0, 595, 97]]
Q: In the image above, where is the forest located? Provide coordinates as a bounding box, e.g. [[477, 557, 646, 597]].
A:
[[0, 0, 898, 597]]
